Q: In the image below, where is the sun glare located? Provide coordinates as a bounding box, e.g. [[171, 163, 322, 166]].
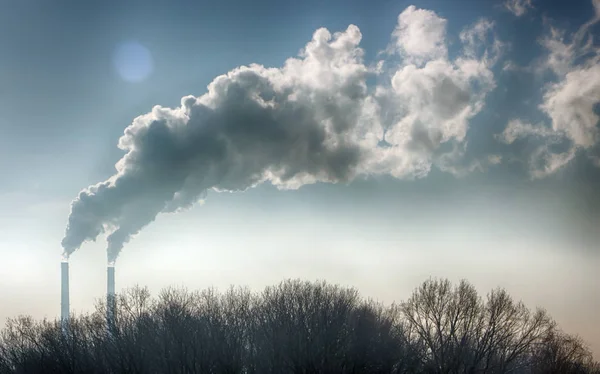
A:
[[112, 41, 154, 82]]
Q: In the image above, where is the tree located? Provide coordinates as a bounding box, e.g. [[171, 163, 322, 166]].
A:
[[531, 328, 599, 374], [400, 278, 554, 373], [0, 278, 597, 374]]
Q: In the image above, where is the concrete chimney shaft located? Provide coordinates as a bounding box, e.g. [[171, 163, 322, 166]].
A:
[[107, 266, 115, 323], [61, 261, 69, 322]]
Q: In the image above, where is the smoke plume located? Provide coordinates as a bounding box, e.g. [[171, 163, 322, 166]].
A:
[[62, 7, 500, 262]]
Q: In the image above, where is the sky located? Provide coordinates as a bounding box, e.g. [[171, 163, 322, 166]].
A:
[[0, 0, 599, 356]]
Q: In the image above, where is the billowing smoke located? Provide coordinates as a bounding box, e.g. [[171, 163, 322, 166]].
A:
[[499, 0, 600, 178], [62, 7, 501, 262]]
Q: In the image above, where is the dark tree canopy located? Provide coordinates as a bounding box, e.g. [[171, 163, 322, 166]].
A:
[[1, 279, 598, 374]]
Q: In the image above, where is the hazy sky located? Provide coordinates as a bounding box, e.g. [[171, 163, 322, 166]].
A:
[[1, 0, 599, 357]]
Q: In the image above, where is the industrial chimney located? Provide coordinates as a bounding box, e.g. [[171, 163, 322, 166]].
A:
[[61, 260, 70, 323], [107, 263, 116, 326]]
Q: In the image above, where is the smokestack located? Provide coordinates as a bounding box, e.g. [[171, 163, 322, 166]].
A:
[[107, 264, 115, 325], [61, 260, 70, 323]]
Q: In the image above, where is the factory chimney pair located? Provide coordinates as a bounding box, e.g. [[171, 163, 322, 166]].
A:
[[60, 259, 116, 326]]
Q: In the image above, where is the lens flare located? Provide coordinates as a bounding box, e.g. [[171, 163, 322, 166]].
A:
[[112, 41, 153, 82]]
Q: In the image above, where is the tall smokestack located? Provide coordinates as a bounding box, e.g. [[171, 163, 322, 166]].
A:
[[107, 263, 115, 326], [61, 260, 70, 323]]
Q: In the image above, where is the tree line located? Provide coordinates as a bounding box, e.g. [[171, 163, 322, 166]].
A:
[[0, 278, 598, 373]]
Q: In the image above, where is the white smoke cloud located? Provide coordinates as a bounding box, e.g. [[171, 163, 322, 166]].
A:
[[63, 25, 378, 261], [375, 15, 501, 178], [390, 6, 448, 65], [435, 142, 502, 177], [504, 0, 534, 17], [383, 58, 492, 145], [460, 19, 507, 66], [498, 119, 576, 179], [529, 144, 577, 179], [539, 0, 600, 146], [62, 8, 501, 262], [500, 0, 600, 178], [498, 119, 562, 144], [541, 64, 600, 148]]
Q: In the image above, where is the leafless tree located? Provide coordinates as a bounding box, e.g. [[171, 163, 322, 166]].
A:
[[0, 278, 597, 374], [530, 328, 600, 374], [400, 278, 555, 373]]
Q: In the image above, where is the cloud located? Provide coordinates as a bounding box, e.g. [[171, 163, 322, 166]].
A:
[[435, 142, 502, 177], [529, 144, 577, 179], [460, 19, 507, 66], [498, 119, 561, 144], [498, 120, 576, 178], [540, 64, 600, 148], [504, 0, 534, 17], [383, 58, 493, 143], [499, 0, 600, 178], [62, 7, 502, 261], [390, 5, 448, 65], [376, 16, 500, 178], [538, 1, 600, 148]]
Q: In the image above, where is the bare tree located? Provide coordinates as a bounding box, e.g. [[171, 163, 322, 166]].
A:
[[252, 280, 351, 372], [401, 279, 486, 373], [400, 278, 555, 374], [0, 278, 597, 374], [531, 328, 599, 374]]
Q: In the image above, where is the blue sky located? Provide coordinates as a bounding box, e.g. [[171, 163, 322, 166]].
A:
[[1, 0, 599, 356]]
